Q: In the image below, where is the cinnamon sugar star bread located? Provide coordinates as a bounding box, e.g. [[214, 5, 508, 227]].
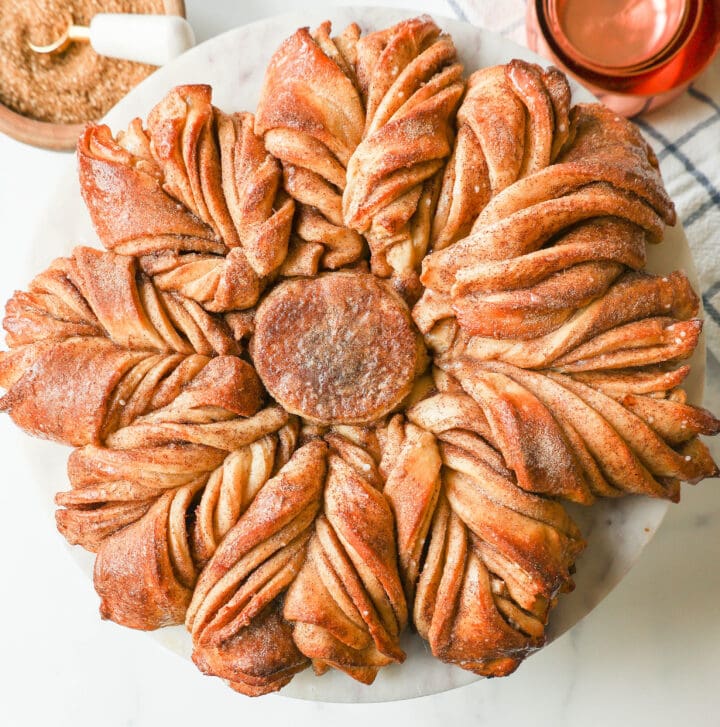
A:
[[1, 15, 717, 697]]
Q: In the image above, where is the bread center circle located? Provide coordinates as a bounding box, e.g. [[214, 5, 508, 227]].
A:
[[251, 272, 424, 424]]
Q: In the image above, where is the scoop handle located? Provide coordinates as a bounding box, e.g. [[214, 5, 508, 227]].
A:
[[89, 13, 195, 66]]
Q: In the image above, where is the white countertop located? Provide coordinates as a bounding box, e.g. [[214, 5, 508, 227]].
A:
[[0, 2, 718, 725]]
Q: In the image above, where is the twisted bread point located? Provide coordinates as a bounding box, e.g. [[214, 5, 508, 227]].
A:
[[343, 16, 464, 294], [379, 391, 584, 676], [138, 110, 294, 310], [451, 218, 647, 339], [146, 85, 240, 248], [377, 420, 442, 603], [403, 374, 594, 505], [54, 354, 292, 629], [0, 248, 248, 445], [431, 271, 701, 371], [478, 104, 676, 227], [187, 441, 325, 695], [432, 60, 571, 250], [417, 198, 665, 344], [256, 22, 366, 274], [445, 358, 719, 502], [421, 182, 665, 296], [284, 429, 406, 683], [57, 403, 291, 553], [137, 248, 262, 313], [187, 428, 407, 695], [215, 111, 294, 277], [3, 247, 240, 356], [79, 87, 293, 311], [418, 102, 676, 341]]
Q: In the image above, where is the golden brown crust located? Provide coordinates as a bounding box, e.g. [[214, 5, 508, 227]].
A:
[[380, 388, 584, 676], [186, 442, 326, 676], [255, 23, 366, 273], [449, 218, 645, 339], [251, 272, 426, 424], [476, 103, 675, 229], [79, 88, 293, 313], [445, 359, 719, 502], [343, 16, 464, 288], [432, 60, 571, 250], [147, 85, 240, 248]]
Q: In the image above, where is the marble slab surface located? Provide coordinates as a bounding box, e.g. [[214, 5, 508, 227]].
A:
[[0, 1, 718, 723]]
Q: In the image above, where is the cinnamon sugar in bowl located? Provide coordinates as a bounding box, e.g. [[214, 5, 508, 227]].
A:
[[0, 0, 186, 150]]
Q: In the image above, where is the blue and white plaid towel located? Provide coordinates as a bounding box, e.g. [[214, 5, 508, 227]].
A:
[[452, 0, 720, 361]]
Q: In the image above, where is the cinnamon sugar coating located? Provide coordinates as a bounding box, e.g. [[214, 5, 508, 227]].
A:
[[380, 373, 584, 675], [255, 22, 366, 274]]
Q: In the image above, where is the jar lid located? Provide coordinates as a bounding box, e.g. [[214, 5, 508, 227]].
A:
[[547, 0, 695, 74]]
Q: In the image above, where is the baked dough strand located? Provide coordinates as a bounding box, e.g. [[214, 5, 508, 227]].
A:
[[344, 16, 464, 294], [380, 372, 584, 676], [79, 88, 293, 311], [256, 22, 367, 274], [187, 433, 407, 695]]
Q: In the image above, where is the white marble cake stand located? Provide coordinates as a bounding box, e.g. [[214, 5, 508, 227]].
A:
[[19, 6, 704, 704]]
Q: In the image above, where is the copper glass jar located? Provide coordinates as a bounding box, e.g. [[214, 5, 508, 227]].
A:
[[527, 0, 720, 116]]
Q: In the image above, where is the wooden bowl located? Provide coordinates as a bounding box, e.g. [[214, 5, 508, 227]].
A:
[[0, 0, 186, 151]]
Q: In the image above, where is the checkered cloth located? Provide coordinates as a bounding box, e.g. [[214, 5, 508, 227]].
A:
[[451, 0, 720, 361]]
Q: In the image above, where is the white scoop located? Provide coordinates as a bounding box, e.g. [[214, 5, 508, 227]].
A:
[[28, 13, 196, 66]]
